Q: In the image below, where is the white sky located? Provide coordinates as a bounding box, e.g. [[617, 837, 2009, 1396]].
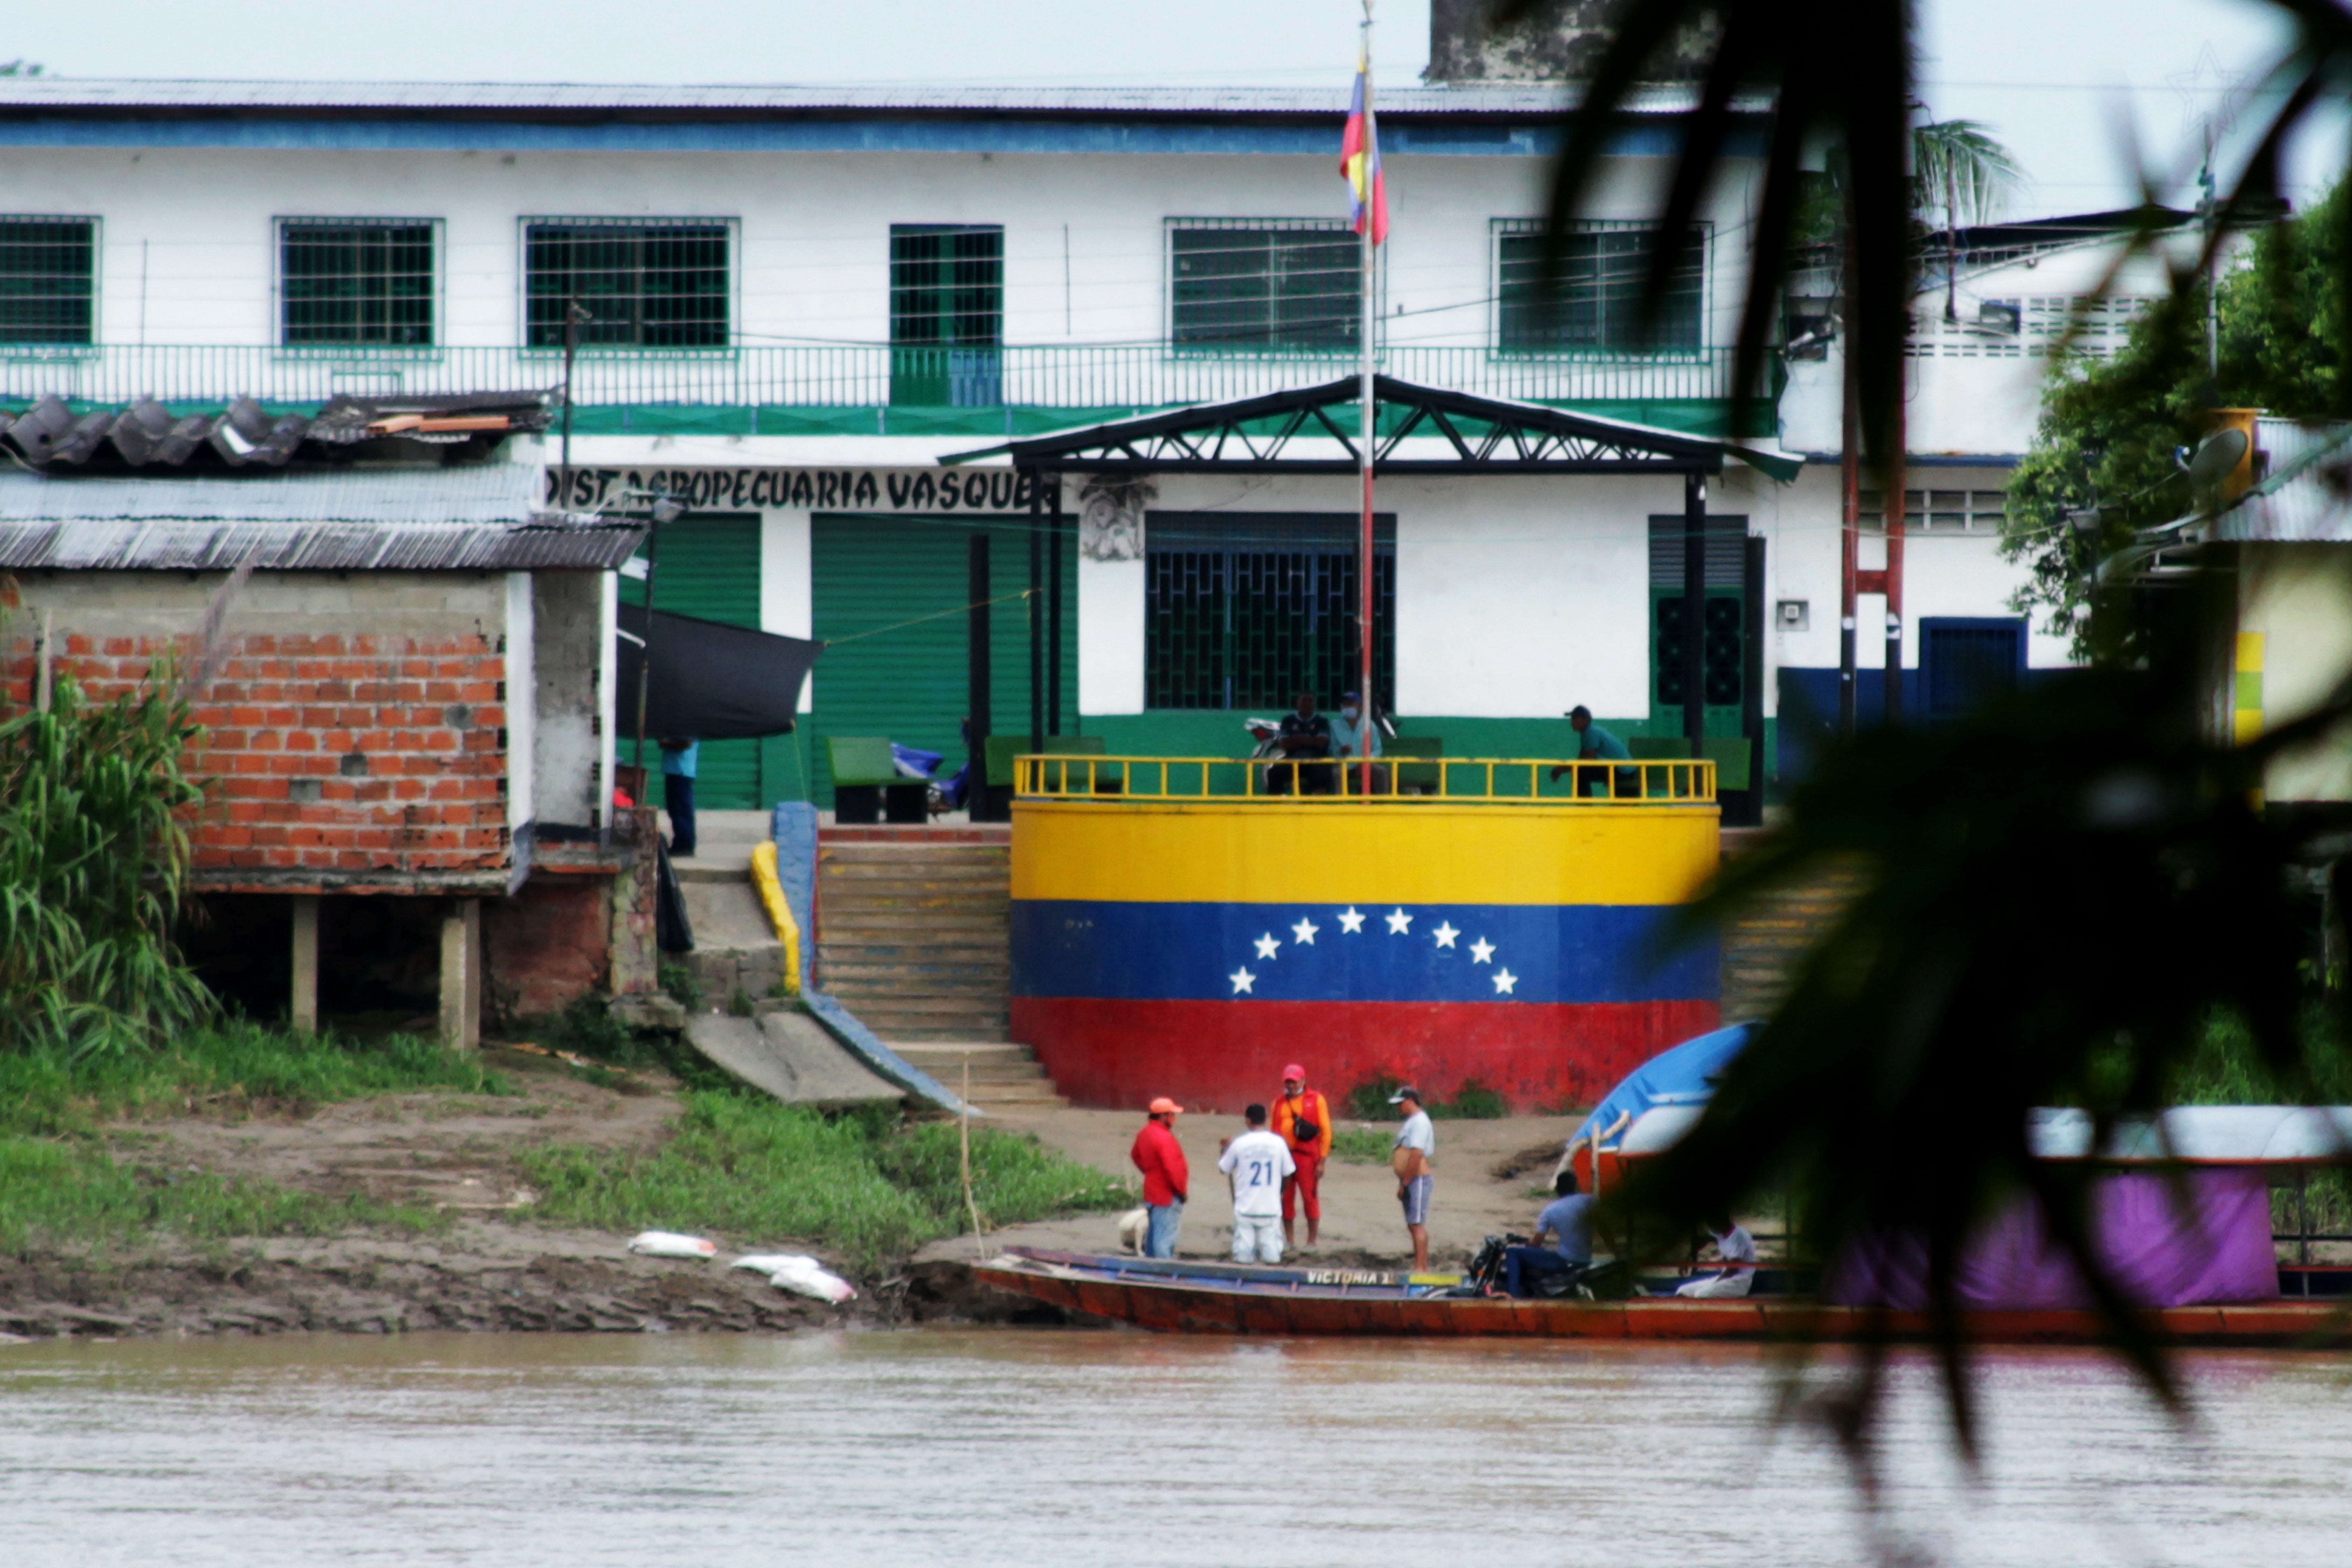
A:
[[4, 0, 2337, 214]]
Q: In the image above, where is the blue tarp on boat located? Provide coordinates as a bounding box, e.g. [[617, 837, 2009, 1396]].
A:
[[1572, 1020, 1757, 1147]]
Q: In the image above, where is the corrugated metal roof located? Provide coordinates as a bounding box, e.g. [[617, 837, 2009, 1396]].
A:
[[0, 518, 643, 571], [0, 78, 1732, 117], [0, 459, 643, 569], [2213, 419, 2352, 542], [0, 461, 542, 524]]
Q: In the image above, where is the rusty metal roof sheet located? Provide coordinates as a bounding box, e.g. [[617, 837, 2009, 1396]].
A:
[[0, 460, 642, 570], [0, 518, 643, 572]]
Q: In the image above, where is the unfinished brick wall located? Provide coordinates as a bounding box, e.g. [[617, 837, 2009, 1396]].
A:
[[483, 876, 609, 1018], [5, 572, 515, 893]]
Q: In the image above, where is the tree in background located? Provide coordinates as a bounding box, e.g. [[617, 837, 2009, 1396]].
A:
[[2004, 184, 2347, 652], [1913, 119, 2026, 323], [1516, 0, 2352, 1462]]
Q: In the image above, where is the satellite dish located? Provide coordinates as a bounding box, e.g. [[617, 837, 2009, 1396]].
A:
[[2185, 427, 2249, 490]]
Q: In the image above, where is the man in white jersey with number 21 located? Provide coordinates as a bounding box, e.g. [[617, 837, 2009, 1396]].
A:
[[1218, 1104, 1297, 1264]]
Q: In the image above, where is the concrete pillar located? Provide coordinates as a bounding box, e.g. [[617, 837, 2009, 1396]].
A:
[[289, 895, 321, 1035], [439, 898, 481, 1050]]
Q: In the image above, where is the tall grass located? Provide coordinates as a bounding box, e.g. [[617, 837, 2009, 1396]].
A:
[[0, 1138, 437, 1253], [0, 1020, 511, 1139], [519, 1093, 1134, 1269], [0, 671, 212, 1058], [2168, 1009, 2352, 1237]]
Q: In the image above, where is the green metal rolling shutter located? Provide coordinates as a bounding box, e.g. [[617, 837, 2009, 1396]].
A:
[[807, 513, 1075, 808], [622, 512, 764, 810]]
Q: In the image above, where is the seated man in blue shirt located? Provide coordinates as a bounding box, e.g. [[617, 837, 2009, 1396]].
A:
[[1548, 705, 1638, 798], [1503, 1170, 1596, 1297]]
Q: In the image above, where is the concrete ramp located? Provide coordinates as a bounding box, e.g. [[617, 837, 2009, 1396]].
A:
[[685, 1009, 906, 1110]]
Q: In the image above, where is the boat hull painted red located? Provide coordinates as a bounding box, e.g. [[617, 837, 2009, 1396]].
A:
[[974, 1256, 2352, 1347]]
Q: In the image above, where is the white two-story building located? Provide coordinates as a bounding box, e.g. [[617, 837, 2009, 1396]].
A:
[[0, 69, 2169, 819]]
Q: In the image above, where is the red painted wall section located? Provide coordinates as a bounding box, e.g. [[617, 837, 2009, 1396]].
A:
[[4, 631, 512, 890], [484, 877, 610, 1018], [1011, 997, 1722, 1115]]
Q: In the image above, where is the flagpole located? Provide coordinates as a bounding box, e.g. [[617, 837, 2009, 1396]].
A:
[[1356, 0, 1376, 799]]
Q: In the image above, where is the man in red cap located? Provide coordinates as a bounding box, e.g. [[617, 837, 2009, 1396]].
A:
[[1130, 1097, 1190, 1258], [1270, 1064, 1332, 1252]]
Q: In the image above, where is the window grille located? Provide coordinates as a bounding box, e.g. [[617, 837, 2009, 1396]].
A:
[[524, 219, 732, 350], [1496, 219, 1705, 352], [889, 225, 1003, 405], [890, 225, 1003, 347], [279, 219, 435, 347], [1168, 219, 1360, 352], [0, 217, 96, 345], [1860, 489, 2009, 533], [1144, 513, 1393, 711]]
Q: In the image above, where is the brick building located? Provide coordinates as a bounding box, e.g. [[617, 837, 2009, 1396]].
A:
[[0, 422, 649, 1042]]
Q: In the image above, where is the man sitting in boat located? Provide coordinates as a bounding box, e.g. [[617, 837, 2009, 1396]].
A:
[[1674, 1216, 1757, 1298], [1502, 1170, 1596, 1297]]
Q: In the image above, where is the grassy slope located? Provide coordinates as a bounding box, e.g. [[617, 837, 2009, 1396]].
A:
[[520, 1093, 1135, 1270], [0, 1021, 499, 1252], [0, 1020, 1134, 1266]]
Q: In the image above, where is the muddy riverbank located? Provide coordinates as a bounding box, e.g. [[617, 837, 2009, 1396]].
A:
[[1, 1042, 1587, 1341]]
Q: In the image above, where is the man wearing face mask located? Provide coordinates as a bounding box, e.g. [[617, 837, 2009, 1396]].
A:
[[1330, 690, 1385, 796]]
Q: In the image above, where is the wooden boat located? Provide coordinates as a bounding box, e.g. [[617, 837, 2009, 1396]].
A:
[[974, 1248, 2352, 1346]]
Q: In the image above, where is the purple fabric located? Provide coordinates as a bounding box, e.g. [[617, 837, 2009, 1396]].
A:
[[1825, 1169, 2278, 1310]]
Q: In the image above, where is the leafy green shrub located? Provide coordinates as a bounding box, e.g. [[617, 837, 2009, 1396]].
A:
[[1346, 1073, 1407, 1120], [1438, 1078, 1509, 1120], [0, 672, 212, 1057], [659, 961, 703, 1012]]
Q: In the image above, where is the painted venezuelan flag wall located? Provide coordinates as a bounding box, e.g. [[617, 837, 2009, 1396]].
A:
[[1009, 800, 1721, 1114]]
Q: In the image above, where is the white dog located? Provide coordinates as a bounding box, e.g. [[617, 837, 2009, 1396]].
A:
[[1116, 1207, 1149, 1254]]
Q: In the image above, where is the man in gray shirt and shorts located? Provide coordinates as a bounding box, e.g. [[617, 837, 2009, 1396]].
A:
[[1390, 1086, 1436, 1271]]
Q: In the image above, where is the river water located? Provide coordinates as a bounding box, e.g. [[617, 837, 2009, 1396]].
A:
[[1, 1330, 2346, 1566]]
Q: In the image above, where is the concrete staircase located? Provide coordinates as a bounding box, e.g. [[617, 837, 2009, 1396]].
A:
[[1717, 851, 1867, 1020], [890, 1041, 1069, 1109], [815, 836, 1015, 1043]]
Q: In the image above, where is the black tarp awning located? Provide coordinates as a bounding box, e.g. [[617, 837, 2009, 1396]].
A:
[[617, 603, 819, 740]]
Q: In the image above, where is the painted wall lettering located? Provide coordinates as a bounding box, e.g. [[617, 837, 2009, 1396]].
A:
[[545, 466, 1042, 515]]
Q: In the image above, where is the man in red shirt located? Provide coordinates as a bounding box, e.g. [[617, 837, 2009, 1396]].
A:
[[1129, 1096, 1190, 1258], [1271, 1063, 1333, 1252]]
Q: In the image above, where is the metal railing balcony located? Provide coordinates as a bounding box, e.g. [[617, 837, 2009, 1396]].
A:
[[0, 342, 1757, 413], [1014, 754, 1717, 805]]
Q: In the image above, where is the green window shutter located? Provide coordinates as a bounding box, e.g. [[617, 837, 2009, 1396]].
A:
[[622, 512, 764, 810], [808, 513, 1075, 810]]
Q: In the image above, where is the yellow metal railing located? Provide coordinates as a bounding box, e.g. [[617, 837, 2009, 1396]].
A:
[[1013, 755, 1717, 805]]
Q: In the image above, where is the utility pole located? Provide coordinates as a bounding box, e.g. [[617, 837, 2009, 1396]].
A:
[[560, 296, 591, 478], [1355, 0, 1379, 797]]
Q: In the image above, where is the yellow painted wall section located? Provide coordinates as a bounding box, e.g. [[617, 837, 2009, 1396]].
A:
[[2240, 545, 2352, 801], [1011, 801, 1721, 906]]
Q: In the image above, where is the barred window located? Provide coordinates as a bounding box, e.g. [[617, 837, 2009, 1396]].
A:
[[889, 225, 1003, 347], [524, 219, 732, 349], [1497, 220, 1705, 352], [280, 219, 435, 347], [1170, 220, 1360, 352], [1144, 513, 1393, 711], [0, 217, 96, 345], [889, 225, 1003, 406]]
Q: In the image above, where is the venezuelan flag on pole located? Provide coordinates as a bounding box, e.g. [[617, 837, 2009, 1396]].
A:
[[1341, 47, 1389, 243]]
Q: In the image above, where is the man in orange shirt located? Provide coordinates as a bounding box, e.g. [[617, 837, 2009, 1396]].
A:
[[1271, 1063, 1332, 1252]]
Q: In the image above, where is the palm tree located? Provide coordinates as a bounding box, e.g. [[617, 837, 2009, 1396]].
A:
[[1913, 118, 2025, 323]]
